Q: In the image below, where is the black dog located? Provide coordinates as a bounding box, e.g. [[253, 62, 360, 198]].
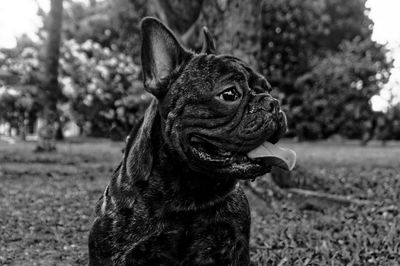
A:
[[88, 17, 296, 266]]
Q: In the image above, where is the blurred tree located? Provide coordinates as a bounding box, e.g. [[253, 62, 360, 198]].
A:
[[199, 0, 263, 67], [59, 39, 150, 138], [36, 0, 64, 151], [259, 0, 392, 140], [63, 0, 147, 63], [6, 0, 387, 141], [149, 0, 203, 36], [148, 0, 263, 67], [292, 37, 391, 140], [0, 86, 40, 140], [0, 39, 42, 139], [53, 0, 150, 138], [383, 104, 400, 141], [367, 86, 400, 143]]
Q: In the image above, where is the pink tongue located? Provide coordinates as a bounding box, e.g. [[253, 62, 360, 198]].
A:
[[247, 141, 296, 170]]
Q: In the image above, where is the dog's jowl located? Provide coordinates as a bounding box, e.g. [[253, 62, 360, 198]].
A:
[[88, 17, 296, 266]]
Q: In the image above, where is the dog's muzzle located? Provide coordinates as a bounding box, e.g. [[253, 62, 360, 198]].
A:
[[246, 108, 295, 170]]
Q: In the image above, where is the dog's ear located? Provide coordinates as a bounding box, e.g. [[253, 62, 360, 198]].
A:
[[201, 27, 216, 54], [125, 98, 158, 183], [140, 17, 190, 97]]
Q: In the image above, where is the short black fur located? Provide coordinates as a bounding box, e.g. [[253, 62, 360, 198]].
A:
[[89, 17, 287, 266]]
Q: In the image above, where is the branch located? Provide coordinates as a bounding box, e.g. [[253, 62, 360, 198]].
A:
[[287, 188, 374, 206], [34, 0, 47, 18], [245, 174, 374, 207]]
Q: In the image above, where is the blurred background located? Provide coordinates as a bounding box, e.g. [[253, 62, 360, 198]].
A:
[[0, 0, 399, 265], [0, 0, 399, 143]]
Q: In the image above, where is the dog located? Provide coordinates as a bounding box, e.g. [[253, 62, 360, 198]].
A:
[[88, 17, 296, 266]]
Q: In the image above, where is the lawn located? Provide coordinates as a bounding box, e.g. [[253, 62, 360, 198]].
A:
[[0, 139, 399, 265]]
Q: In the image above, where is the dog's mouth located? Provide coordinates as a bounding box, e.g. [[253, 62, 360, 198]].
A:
[[246, 141, 296, 171], [189, 135, 296, 173]]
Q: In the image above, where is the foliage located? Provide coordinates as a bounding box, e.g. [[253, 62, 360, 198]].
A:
[[258, 0, 392, 139], [1, 27, 151, 138], [289, 37, 391, 139], [0, 86, 41, 132], [53, 0, 150, 138], [259, 0, 375, 94], [0, 44, 42, 132], [63, 0, 147, 63], [0, 0, 394, 140], [0, 42, 41, 87], [373, 104, 400, 141], [59, 39, 151, 137]]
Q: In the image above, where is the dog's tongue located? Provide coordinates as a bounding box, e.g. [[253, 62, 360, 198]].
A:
[[247, 141, 296, 171]]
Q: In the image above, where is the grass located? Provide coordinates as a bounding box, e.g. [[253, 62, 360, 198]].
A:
[[249, 141, 400, 265], [0, 139, 399, 265]]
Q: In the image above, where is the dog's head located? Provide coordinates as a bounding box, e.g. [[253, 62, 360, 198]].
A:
[[126, 17, 296, 182]]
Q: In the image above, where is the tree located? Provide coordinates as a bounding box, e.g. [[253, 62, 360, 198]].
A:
[[291, 38, 391, 139], [63, 0, 148, 64], [33, 0, 392, 141], [36, 0, 64, 151], [59, 39, 149, 138], [0, 38, 42, 140], [258, 0, 392, 140], [149, 0, 263, 67]]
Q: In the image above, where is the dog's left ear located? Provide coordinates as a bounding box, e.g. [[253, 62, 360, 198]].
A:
[[140, 17, 191, 97], [201, 27, 216, 54]]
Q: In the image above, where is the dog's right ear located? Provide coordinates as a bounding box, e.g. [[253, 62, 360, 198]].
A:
[[140, 17, 191, 98], [201, 27, 216, 54]]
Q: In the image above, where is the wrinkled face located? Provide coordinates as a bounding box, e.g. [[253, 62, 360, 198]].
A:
[[140, 18, 291, 179], [159, 54, 287, 179]]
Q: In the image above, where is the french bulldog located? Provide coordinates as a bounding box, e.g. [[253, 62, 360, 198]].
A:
[[88, 17, 296, 266]]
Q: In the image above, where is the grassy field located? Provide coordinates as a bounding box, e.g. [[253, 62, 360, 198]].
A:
[[0, 139, 399, 265]]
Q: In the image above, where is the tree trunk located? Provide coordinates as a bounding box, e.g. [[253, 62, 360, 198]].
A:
[[201, 0, 263, 68], [36, 0, 64, 152], [19, 112, 29, 141], [150, 0, 203, 35], [149, 0, 263, 68]]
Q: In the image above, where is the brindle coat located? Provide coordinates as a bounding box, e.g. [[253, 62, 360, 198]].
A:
[[89, 17, 286, 266]]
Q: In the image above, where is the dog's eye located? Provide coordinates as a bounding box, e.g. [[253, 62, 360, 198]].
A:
[[218, 87, 241, 102]]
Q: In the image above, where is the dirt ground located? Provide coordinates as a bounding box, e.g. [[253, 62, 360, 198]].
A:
[[0, 139, 399, 265]]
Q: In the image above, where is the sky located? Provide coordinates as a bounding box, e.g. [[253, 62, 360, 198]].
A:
[[366, 0, 400, 111], [0, 0, 399, 111], [0, 0, 49, 47]]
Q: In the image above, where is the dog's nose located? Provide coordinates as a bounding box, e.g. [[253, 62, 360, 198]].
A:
[[264, 97, 280, 114], [249, 94, 280, 114]]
